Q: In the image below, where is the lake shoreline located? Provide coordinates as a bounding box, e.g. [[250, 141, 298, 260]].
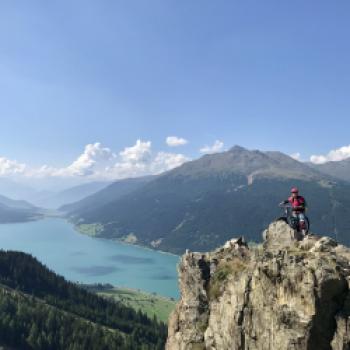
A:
[[69, 219, 182, 258], [0, 217, 180, 299], [1, 216, 182, 259]]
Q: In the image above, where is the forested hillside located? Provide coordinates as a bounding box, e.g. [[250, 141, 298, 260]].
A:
[[0, 250, 167, 349]]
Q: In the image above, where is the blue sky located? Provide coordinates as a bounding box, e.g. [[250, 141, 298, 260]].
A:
[[0, 1, 349, 182]]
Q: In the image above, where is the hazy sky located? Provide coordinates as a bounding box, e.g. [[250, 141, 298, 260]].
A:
[[0, 1, 349, 182]]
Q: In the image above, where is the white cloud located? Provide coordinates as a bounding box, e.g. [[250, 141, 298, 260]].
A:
[[290, 152, 301, 161], [0, 156, 26, 176], [108, 140, 190, 179], [200, 140, 224, 154], [1, 140, 191, 182], [32, 165, 59, 177], [151, 152, 190, 174], [310, 145, 350, 164], [108, 160, 149, 179], [310, 155, 327, 165], [120, 139, 152, 163], [166, 136, 188, 147], [28, 143, 115, 178], [65, 142, 115, 176]]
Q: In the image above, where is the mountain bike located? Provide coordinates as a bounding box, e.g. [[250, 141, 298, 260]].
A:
[[278, 203, 310, 238]]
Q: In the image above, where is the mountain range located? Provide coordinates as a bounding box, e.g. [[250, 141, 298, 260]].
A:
[[0, 177, 111, 209], [0, 194, 42, 223], [309, 157, 350, 182], [32, 181, 112, 209], [61, 146, 350, 254]]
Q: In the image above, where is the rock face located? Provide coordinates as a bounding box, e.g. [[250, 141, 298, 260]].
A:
[[166, 220, 350, 350]]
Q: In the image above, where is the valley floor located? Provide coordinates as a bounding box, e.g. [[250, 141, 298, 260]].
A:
[[82, 284, 177, 323]]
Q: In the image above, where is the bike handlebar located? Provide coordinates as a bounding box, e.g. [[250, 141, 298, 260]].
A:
[[278, 203, 292, 208]]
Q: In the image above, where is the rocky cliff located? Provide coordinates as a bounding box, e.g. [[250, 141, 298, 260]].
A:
[[166, 220, 350, 350]]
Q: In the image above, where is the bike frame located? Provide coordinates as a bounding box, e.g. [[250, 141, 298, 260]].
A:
[[279, 203, 309, 233]]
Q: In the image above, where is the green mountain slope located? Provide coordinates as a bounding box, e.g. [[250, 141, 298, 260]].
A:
[[0, 250, 167, 350], [64, 146, 350, 254]]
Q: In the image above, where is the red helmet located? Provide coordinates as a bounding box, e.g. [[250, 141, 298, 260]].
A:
[[291, 187, 299, 193]]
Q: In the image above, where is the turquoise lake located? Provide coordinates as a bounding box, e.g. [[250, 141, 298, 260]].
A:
[[0, 218, 180, 299]]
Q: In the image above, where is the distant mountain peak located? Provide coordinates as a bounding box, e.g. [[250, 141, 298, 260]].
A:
[[228, 144, 248, 152], [172, 144, 323, 182], [227, 145, 266, 156]]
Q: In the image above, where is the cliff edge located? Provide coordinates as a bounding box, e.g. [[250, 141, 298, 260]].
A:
[[166, 220, 350, 350]]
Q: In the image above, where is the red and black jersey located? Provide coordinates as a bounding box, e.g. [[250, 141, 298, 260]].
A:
[[288, 195, 306, 212]]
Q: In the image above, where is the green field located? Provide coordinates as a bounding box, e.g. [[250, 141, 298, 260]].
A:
[[81, 284, 178, 323], [74, 223, 104, 236]]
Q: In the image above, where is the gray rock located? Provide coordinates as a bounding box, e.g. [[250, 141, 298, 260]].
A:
[[166, 221, 350, 350], [262, 219, 298, 251], [309, 236, 338, 253]]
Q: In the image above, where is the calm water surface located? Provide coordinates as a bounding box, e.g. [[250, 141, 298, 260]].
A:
[[0, 218, 180, 299]]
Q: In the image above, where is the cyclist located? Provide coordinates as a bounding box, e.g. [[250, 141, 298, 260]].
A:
[[280, 187, 308, 236]]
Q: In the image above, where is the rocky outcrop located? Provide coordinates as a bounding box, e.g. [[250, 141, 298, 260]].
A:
[[166, 220, 350, 350]]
